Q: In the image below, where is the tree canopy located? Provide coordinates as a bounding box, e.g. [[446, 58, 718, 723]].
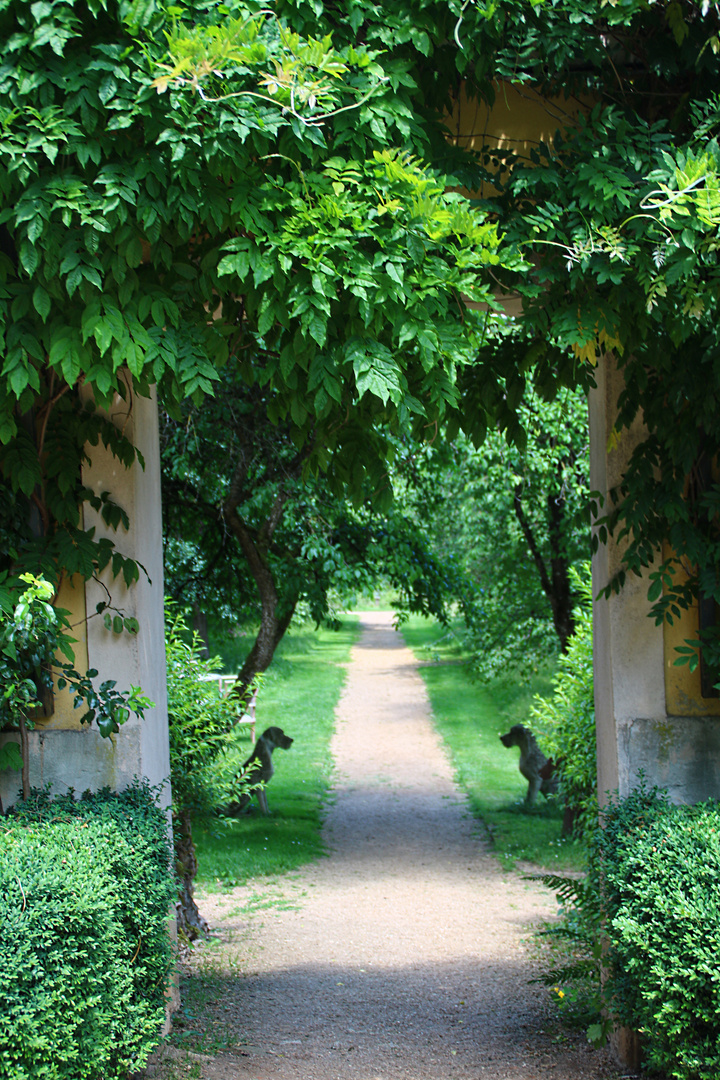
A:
[[399, 383, 589, 678], [160, 368, 470, 689], [0, 0, 527, 603], [2, 0, 719, 671]]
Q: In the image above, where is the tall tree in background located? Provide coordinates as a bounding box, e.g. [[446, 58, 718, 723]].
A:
[[395, 383, 589, 677], [161, 362, 472, 687]]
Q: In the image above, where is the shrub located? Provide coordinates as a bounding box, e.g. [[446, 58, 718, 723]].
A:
[[0, 784, 174, 1080], [531, 565, 596, 839], [539, 785, 720, 1072], [166, 609, 238, 824], [595, 786, 720, 1080], [165, 607, 240, 938]]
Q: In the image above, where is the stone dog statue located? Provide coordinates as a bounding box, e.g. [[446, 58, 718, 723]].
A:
[[227, 726, 294, 816], [499, 724, 558, 805]]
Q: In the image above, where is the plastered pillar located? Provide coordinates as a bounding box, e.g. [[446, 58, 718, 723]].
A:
[[82, 384, 170, 805], [0, 385, 170, 810], [590, 356, 666, 806], [590, 354, 720, 807]]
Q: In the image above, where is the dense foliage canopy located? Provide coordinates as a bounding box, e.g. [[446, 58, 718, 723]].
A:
[[0, 0, 526, 604], [2, 0, 720, 672]]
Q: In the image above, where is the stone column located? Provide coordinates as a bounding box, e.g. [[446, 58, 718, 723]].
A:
[[0, 385, 170, 811], [590, 352, 720, 805]]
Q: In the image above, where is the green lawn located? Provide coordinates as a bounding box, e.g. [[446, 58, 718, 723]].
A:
[[193, 615, 360, 889], [400, 615, 586, 872], [193, 608, 584, 893]]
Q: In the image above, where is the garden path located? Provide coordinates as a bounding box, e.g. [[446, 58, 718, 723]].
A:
[[154, 611, 621, 1080]]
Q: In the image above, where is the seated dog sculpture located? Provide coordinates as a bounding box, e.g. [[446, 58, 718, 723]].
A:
[[499, 724, 558, 805], [226, 726, 294, 816]]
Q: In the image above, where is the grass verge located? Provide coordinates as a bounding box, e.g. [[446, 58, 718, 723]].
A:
[[400, 615, 586, 873], [193, 615, 360, 890]]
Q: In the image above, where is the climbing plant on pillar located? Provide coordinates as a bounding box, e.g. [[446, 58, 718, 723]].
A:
[[0, 575, 151, 808], [435, 0, 720, 668]]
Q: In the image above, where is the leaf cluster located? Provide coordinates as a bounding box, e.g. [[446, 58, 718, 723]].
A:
[[165, 605, 239, 820], [531, 565, 597, 838], [0, 574, 152, 763]]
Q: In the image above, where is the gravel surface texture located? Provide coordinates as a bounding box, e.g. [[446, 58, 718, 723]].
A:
[[149, 611, 626, 1080]]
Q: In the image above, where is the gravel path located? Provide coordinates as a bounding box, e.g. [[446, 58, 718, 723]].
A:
[[158, 611, 622, 1080]]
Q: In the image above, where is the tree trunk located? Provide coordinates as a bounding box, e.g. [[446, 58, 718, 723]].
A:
[[513, 482, 576, 653], [561, 803, 581, 838], [192, 602, 210, 660], [223, 481, 298, 705], [546, 488, 575, 652], [174, 809, 209, 941], [18, 714, 30, 801], [233, 597, 297, 703]]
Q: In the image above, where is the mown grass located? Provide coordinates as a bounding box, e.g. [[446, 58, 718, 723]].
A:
[[192, 615, 360, 890], [193, 607, 584, 885], [400, 615, 586, 873]]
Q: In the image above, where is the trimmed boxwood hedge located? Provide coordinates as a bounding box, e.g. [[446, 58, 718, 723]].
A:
[[596, 786, 720, 1080], [0, 784, 175, 1080]]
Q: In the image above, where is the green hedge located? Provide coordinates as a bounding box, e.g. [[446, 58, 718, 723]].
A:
[[0, 784, 175, 1080], [596, 786, 720, 1080]]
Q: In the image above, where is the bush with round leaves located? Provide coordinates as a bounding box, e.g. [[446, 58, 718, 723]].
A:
[[595, 785, 720, 1080], [0, 784, 174, 1080]]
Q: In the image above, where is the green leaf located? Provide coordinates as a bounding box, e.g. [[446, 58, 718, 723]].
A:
[[386, 260, 404, 285], [306, 312, 327, 347], [647, 577, 663, 602], [0, 741, 23, 772], [32, 285, 51, 321], [19, 243, 39, 277], [98, 74, 118, 105]]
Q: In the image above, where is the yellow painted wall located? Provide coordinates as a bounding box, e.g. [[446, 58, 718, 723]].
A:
[[32, 574, 91, 732], [448, 81, 587, 195], [448, 81, 587, 314], [662, 547, 720, 716]]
